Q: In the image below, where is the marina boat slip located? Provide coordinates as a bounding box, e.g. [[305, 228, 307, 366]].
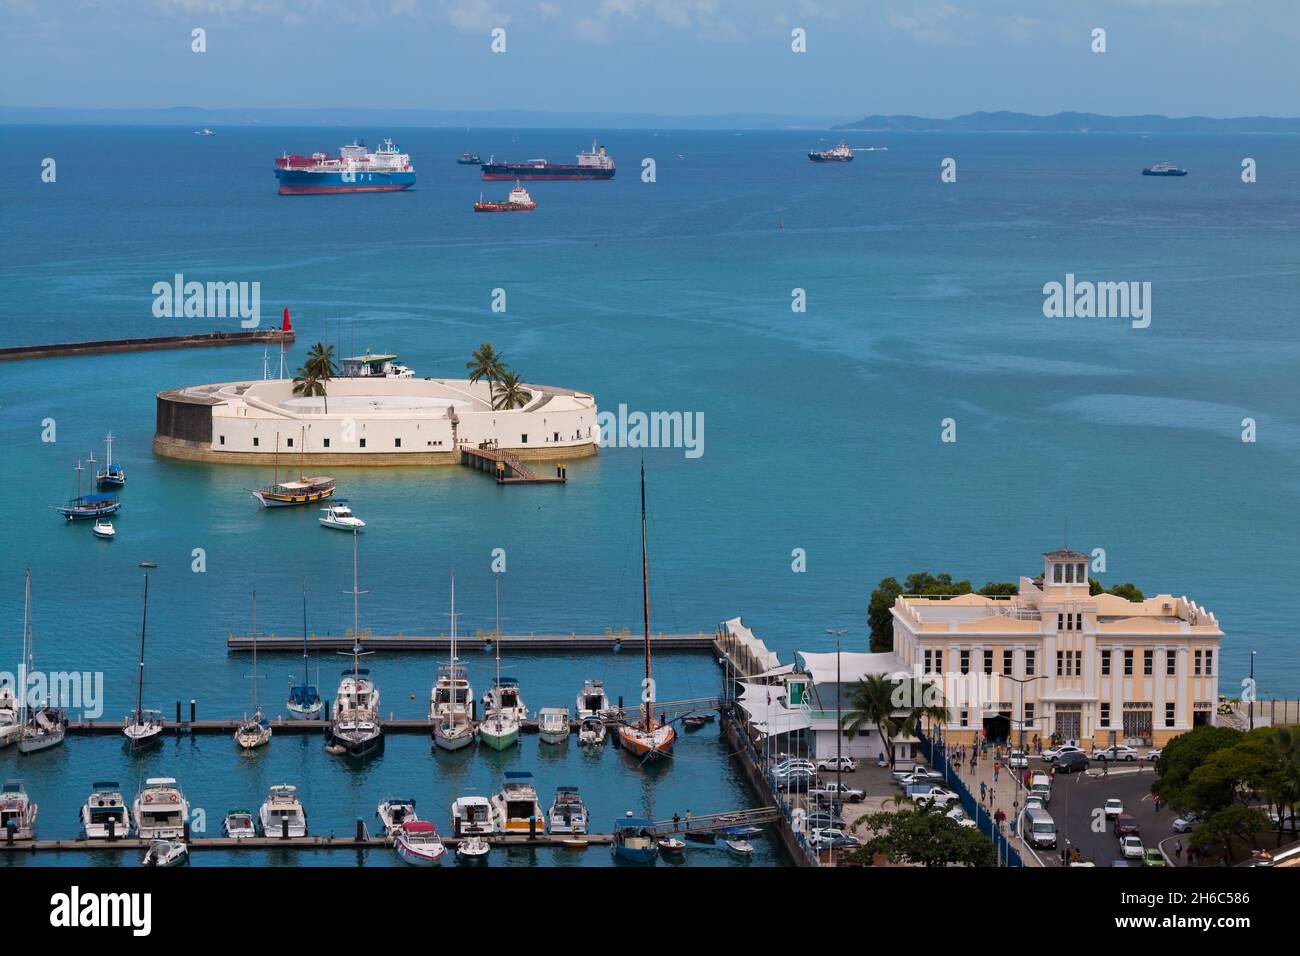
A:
[[95, 432, 125, 488], [0, 686, 22, 747], [376, 798, 418, 837], [576, 679, 610, 718], [222, 810, 257, 839], [489, 773, 544, 834], [578, 715, 607, 747], [259, 785, 308, 837], [142, 839, 189, 867], [451, 795, 495, 836], [1142, 161, 1189, 176], [480, 140, 615, 181], [133, 778, 189, 840], [0, 780, 37, 839], [123, 573, 163, 752], [473, 183, 537, 212], [613, 816, 657, 864], [235, 591, 272, 750], [394, 821, 446, 866], [431, 577, 476, 752], [52, 460, 120, 520], [81, 783, 132, 839], [538, 707, 570, 744], [248, 430, 335, 508], [16, 570, 66, 755], [546, 786, 589, 834], [274, 138, 415, 195], [319, 500, 365, 532], [286, 582, 323, 720], [808, 142, 854, 162]]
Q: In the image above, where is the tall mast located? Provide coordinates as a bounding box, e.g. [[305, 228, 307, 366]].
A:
[[273, 433, 279, 486], [450, 572, 457, 663], [75, 459, 82, 501], [640, 461, 652, 731], [352, 530, 360, 636], [301, 579, 308, 675], [105, 432, 114, 469], [493, 573, 501, 716], [251, 590, 258, 710], [135, 573, 149, 729], [299, 425, 306, 482], [19, 569, 31, 725]]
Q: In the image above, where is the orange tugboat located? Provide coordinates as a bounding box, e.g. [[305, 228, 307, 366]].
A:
[[474, 182, 537, 212]]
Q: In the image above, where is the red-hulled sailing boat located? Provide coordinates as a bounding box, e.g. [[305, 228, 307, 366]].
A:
[[616, 463, 676, 761]]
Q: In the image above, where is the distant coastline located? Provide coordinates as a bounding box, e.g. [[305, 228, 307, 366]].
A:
[[833, 110, 1300, 133]]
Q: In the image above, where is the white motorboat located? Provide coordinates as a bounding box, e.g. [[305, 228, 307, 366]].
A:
[[259, 784, 308, 838], [133, 778, 189, 840], [538, 706, 570, 745], [92, 519, 115, 539], [123, 572, 162, 752], [456, 834, 490, 862], [222, 809, 257, 839], [0, 780, 37, 839], [236, 591, 273, 749], [394, 820, 446, 866], [0, 686, 23, 748], [578, 715, 607, 747], [489, 772, 544, 835], [451, 794, 495, 836], [432, 573, 476, 752], [657, 837, 686, 857], [377, 798, 418, 837], [576, 678, 610, 718], [142, 838, 188, 867], [481, 677, 527, 723], [547, 785, 588, 834], [319, 499, 365, 532], [81, 781, 132, 839], [15, 570, 66, 755], [725, 838, 755, 859]]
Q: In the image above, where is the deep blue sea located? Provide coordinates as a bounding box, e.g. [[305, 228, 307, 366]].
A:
[[1, 126, 1298, 865]]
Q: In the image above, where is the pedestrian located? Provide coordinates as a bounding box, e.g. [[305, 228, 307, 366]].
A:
[[1175, 838, 1182, 858], [994, 766, 1000, 784], [1154, 795, 1161, 813], [980, 781, 987, 802], [1103, 760, 1109, 777]]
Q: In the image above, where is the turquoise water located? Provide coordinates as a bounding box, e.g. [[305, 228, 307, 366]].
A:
[[2, 127, 1299, 863]]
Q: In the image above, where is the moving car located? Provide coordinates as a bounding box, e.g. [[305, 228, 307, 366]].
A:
[[895, 766, 943, 786], [1143, 848, 1166, 866], [1026, 807, 1057, 848], [1042, 744, 1084, 762], [1055, 751, 1090, 774], [1114, 814, 1140, 836], [1092, 745, 1139, 762], [815, 755, 858, 773], [804, 811, 846, 831], [1146, 748, 1163, 761], [1172, 812, 1198, 833], [1008, 750, 1028, 769], [1119, 835, 1145, 859], [1103, 798, 1124, 818]]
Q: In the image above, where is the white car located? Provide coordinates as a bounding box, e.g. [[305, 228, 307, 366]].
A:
[[1007, 750, 1029, 769], [811, 782, 865, 803], [897, 768, 944, 787], [1092, 745, 1139, 762], [946, 806, 978, 829], [773, 758, 816, 774], [1146, 748, 1163, 761], [1104, 798, 1124, 818], [1172, 813, 1197, 833], [815, 756, 858, 773], [892, 765, 930, 782], [1119, 835, 1144, 859], [1023, 796, 1045, 812], [910, 786, 959, 808], [807, 827, 860, 850], [1042, 744, 1084, 762]]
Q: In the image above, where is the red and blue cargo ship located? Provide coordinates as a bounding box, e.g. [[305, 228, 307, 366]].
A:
[[274, 138, 415, 195]]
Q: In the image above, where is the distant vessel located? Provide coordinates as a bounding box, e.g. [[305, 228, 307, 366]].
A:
[[92, 519, 115, 540], [123, 573, 163, 752], [431, 574, 476, 752], [234, 591, 272, 750], [319, 500, 365, 532], [451, 794, 495, 836], [223, 809, 257, 839], [53, 460, 120, 520], [578, 715, 606, 747], [286, 582, 322, 720], [481, 140, 615, 181], [275, 138, 415, 195], [613, 815, 657, 864], [576, 678, 609, 718], [538, 707, 570, 745], [194, 128, 216, 137], [474, 183, 537, 212], [809, 142, 854, 163], [547, 785, 588, 834], [142, 838, 188, 867], [395, 820, 446, 866], [327, 532, 383, 757], [479, 576, 522, 751], [95, 432, 125, 488], [339, 350, 415, 378], [1142, 162, 1188, 177], [377, 798, 418, 836], [457, 152, 481, 165]]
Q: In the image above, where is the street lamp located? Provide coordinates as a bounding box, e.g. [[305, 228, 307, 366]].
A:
[[1003, 673, 1049, 755]]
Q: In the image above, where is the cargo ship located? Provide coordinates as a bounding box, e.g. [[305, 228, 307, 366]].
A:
[[474, 183, 536, 212], [274, 138, 415, 195], [480, 140, 614, 181], [1141, 162, 1188, 177], [808, 142, 854, 163], [458, 152, 481, 165]]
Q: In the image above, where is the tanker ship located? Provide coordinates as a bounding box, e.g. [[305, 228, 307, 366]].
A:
[[274, 138, 415, 195], [480, 139, 614, 181]]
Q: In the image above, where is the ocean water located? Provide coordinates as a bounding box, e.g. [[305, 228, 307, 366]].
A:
[[1, 126, 1298, 864]]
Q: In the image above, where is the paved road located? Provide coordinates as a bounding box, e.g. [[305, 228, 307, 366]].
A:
[[1043, 766, 1172, 866]]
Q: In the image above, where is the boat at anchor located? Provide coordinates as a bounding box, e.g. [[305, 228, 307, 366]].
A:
[[248, 429, 335, 508], [53, 460, 120, 520]]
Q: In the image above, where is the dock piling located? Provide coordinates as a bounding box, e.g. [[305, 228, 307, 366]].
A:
[[190, 699, 197, 723]]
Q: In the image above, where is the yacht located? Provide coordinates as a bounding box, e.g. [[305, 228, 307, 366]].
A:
[[538, 707, 570, 745], [81, 781, 132, 839], [92, 519, 115, 539], [15, 570, 66, 754], [431, 573, 476, 752], [286, 582, 322, 720], [222, 809, 257, 839], [578, 715, 607, 747], [0, 685, 22, 747], [1142, 161, 1188, 177], [451, 794, 495, 836], [547, 785, 589, 834], [0, 780, 37, 838], [134, 778, 189, 840], [576, 678, 610, 718], [479, 575, 520, 751], [142, 839, 189, 867], [394, 820, 446, 866], [481, 677, 527, 722], [319, 500, 366, 532], [259, 784, 308, 837], [327, 534, 383, 756], [489, 772, 544, 835], [235, 591, 272, 749], [123, 573, 163, 752], [376, 798, 418, 837]]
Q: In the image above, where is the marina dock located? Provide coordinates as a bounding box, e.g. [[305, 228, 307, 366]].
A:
[[460, 444, 567, 483], [0, 328, 293, 362], [226, 629, 719, 653]]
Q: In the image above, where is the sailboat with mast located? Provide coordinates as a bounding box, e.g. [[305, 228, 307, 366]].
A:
[[432, 573, 476, 752], [52, 459, 120, 520], [286, 581, 322, 720], [327, 532, 383, 757], [16, 569, 66, 755], [95, 432, 126, 488], [235, 591, 272, 749], [247, 428, 335, 508], [478, 574, 520, 751], [123, 572, 163, 751], [616, 463, 676, 762]]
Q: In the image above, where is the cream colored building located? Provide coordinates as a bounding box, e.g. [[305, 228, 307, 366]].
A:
[[890, 549, 1223, 748]]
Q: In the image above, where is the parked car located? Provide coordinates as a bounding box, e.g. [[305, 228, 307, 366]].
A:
[[1055, 751, 1090, 774], [1146, 748, 1163, 761], [1007, 750, 1029, 769], [946, 806, 978, 829], [1023, 796, 1045, 812], [815, 755, 858, 773], [807, 828, 860, 851], [896, 766, 943, 786], [1042, 744, 1084, 762], [1119, 835, 1145, 860], [1114, 814, 1140, 836], [1143, 848, 1166, 867], [909, 785, 959, 807], [774, 771, 815, 792], [810, 782, 865, 803], [1172, 812, 1198, 833], [772, 758, 816, 775], [804, 811, 846, 831], [1092, 745, 1139, 762], [1104, 798, 1124, 819]]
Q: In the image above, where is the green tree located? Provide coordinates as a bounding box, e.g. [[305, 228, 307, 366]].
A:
[[301, 342, 337, 413], [840, 674, 906, 767], [1190, 805, 1269, 862], [1087, 577, 1144, 601], [848, 803, 996, 867], [866, 577, 902, 653], [466, 342, 506, 389], [977, 581, 1019, 597], [490, 369, 532, 410], [1155, 725, 1243, 812], [291, 367, 326, 412]]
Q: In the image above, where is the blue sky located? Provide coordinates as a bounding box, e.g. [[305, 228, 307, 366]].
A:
[[2, 0, 1296, 118]]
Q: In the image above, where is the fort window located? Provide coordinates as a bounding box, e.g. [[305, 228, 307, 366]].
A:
[[1123, 650, 1134, 676], [1101, 650, 1111, 676], [360, 438, 367, 449], [1144, 650, 1154, 676], [323, 438, 330, 448], [1165, 702, 1176, 728], [1100, 702, 1110, 726], [219, 435, 225, 445], [520, 434, 528, 443], [394, 438, 402, 448], [253, 437, 259, 447], [1025, 650, 1035, 675]]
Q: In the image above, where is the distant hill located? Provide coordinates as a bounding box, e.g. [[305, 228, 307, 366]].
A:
[[833, 111, 1300, 133]]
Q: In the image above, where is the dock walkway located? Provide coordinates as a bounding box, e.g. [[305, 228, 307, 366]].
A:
[[460, 444, 566, 484], [226, 630, 718, 653]]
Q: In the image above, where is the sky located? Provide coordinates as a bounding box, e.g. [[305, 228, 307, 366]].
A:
[[1, 0, 1297, 119]]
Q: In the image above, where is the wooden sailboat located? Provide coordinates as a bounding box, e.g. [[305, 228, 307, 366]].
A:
[[52, 459, 120, 520], [17, 569, 66, 755], [432, 573, 476, 751], [478, 574, 519, 751], [247, 428, 335, 508], [235, 591, 272, 749], [123, 572, 163, 751], [616, 463, 676, 761]]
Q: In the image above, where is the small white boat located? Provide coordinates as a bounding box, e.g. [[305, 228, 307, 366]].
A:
[[259, 784, 308, 838], [657, 837, 686, 857], [547, 785, 588, 834], [236, 592, 272, 749], [0, 687, 25, 748], [578, 715, 606, 747], [81, 781, 131, 839], [456, 834, 490, 862], [92, 519, 115, 539], [222, 810, 256, 839], [123, 573, 162, 752], [725, 838, 755, 859], [538, 706, 570, 745], [0, 780, 37, 839], [451, 794, 495, 836], [377, 798, 418, 837], [142, 838, 188, 867], [394, 820, 446, 866], [576, 678, 609, 718], [134, 778, 189, 840], [319, 500, 365, 531]]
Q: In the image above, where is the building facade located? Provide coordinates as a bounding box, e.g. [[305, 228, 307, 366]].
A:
[[890, 549, 1223, 748]]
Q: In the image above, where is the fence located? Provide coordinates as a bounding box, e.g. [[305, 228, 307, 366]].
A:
[[722, 710, 821, 867], [917, 733, 1025, 867]]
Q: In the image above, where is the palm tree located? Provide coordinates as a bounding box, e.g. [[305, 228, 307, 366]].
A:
[[466, 343, 506, 390], [292, 367, 326, 411], [491, 369, 532, 410], [300, 342, 337, 413], [840, 674, 906, 768]]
